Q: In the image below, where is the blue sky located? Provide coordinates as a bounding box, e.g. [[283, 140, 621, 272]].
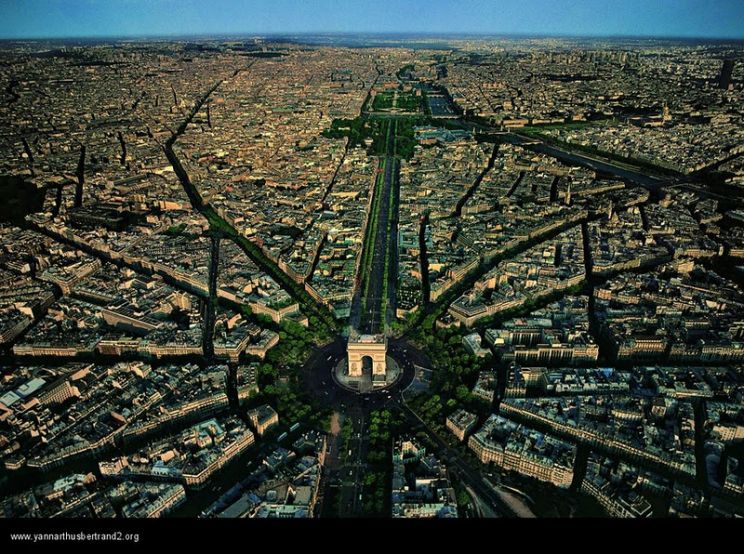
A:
[[1, 0, 742, 40]]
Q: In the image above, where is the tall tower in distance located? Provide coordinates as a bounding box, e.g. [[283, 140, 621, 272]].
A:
[[662, 103, 672, 123], [718, 59, 735, 90]]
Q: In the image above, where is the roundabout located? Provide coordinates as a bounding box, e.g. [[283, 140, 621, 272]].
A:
[[300, 336, 420, 410]]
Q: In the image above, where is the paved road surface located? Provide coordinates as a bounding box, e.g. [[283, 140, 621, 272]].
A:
[[357, 121, 399, 334]]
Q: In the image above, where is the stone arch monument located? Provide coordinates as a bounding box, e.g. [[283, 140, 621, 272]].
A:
[[347, 333, 387, 377]]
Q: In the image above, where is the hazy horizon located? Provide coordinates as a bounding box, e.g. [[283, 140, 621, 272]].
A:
[[1, 0, 743, 41], [2, 31, 744, 44]]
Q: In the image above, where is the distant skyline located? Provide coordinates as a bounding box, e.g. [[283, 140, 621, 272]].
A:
[[0, 0, 743, 40]]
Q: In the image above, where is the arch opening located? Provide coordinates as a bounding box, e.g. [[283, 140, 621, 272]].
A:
[[361, 355, 373, 377]]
